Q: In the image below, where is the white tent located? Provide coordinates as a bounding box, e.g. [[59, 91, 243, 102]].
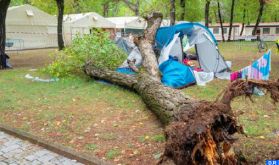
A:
[[6, 4, 57, 50], [106, 17, 147, 36], [63, 12, 116, 45]]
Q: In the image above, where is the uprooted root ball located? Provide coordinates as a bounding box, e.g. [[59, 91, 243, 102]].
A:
[[159, 79, 279, 165]]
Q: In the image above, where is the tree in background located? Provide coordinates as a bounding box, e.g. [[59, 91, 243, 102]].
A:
[[121, 0, 140, 16], [217, 0, 225, 41], [179, 0, 186, 20], [72, 0, 81, 13], [56, 0, 65, 50], [204, 0, 210, 27], [239, 1, 246, 36], [252, 0, 270, 36], [170, 0, 176, 25], [228, 0, 235, 41], [102, 0, 110, 17], [0, 0, 11, 69]]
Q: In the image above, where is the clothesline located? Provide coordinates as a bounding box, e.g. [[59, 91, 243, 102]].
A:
[[230, 50, 271, 81]]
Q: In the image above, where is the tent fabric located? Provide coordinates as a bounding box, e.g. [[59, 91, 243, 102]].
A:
[[158, 33, 183, 65], [196, 37, 228, 73], [159, 57, 196, 88], [155, 22, 229, 74], [155, 22, 217, 50], [116, 67, 136, 75], [116, 38, 142, 68], [6, 5, 57, 49]]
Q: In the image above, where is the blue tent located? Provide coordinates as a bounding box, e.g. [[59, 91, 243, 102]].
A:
[[155, 22, 229, 74], [159, 56, 196, 88]]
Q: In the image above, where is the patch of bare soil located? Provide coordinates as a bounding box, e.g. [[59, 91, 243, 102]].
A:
[[7, 49, 55, 68]]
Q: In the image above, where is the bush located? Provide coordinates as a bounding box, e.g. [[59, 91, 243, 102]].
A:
[[45, 31, 127, 77]]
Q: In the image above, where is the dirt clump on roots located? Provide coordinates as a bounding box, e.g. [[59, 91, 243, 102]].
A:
[[160, 79, 279, 165]]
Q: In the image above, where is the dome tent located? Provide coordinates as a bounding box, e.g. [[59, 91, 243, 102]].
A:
[[155, 22, 229, 74]]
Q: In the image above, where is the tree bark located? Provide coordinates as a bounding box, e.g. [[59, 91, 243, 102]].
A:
[[252, 0, 265, 36], [179, 0, 185, 21], [56, 0, 65, 50], [240, 3, 246, 36], [204, 0, 210, 27], [0, 0, 11, 69], [103, 2, 109, 17], [170, 0, 176, 25], [217, 1, 225, 41], [84, 11, 279, 165], [228, 0, 235, 41]]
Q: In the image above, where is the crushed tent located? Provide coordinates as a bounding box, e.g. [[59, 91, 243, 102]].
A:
[[159, 56, 196, 88], [155, 22, 229, 74]]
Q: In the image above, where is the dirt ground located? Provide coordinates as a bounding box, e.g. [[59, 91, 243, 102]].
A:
[[7, 49, 54, 68]]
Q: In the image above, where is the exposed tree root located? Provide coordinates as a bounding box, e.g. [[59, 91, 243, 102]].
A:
[[160, 79, 279, 165], [84, 11, 279, 165]]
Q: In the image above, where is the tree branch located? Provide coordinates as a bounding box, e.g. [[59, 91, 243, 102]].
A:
[[136, 12, 163, 80]]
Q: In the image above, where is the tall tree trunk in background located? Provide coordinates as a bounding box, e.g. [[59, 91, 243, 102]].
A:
[[179, 0, 185, 21], [217, 0, 225, 41], [121, 0, 139, 16], [103, 2, 109, 17], [228, 0, 235, 41], [204, 0, 210, 27], [0, 0, 11, 69], [56, 0, 65, 51], [73, 0, 81, 13], [252, 0, 265, 35], [240, 3, 246, 36], [24, 0, 30, 4], [170, 0, 176, 25]]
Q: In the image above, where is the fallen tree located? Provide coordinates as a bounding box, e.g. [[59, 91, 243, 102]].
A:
[[84, 12, 279, 164]]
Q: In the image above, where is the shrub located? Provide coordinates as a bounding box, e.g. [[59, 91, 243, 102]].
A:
[[45, 30, 126, 77]]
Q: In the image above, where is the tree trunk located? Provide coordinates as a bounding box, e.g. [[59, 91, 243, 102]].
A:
[[240, 4, 246, 36], [204, 0, 210, 27], [252, 0, 265, 36], [73, 0, 81, 13], [103, 2, 109, 17], [217, 1, 225, 41], [170, 0, 176, 25], [84, 11, 279, 165], [0, 0, 11, 69], [179, 0, 186, 21], [56, 0, 65, 50], [228, 0, 235, 41]]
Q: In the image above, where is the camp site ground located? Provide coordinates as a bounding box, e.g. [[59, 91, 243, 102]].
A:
[[1, 42, 278, 164]]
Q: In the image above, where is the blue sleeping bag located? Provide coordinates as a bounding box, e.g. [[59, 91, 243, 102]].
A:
[[159, 56, 196, 88]]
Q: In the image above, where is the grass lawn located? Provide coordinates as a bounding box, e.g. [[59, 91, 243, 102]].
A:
[[1, 43, 279, 164]]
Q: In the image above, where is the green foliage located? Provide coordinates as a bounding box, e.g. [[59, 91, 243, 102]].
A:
[[151, 134, 166, 142], [10, 0, 279, 23], [105, 149, 120, 159], [45, 31, 126, 77], [85, 143, 98, 151]]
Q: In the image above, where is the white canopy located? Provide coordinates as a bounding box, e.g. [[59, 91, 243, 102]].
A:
[[64, 12, 116, 29], [6, 4, 57, 49], [106, 17, 147, 29]]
